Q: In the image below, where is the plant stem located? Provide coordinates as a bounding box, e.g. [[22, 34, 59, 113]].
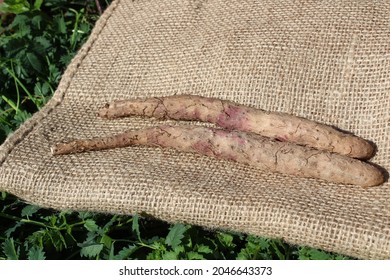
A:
[[0, 212, 85, 230], [5, 66, 38, 109], [95, 0, 102, 14], [69, 8, 82, 51], [0, 212, 21, 222], [11, 61, 20, 109]]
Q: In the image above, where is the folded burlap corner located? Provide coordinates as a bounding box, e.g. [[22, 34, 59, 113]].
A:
[[1, 0, 389, 259]]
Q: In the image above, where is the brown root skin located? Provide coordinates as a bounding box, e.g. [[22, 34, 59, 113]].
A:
[[51, 125, 384, 187], [98, 95, 375, 159]]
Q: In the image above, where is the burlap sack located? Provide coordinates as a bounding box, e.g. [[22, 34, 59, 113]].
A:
[[0, 0, 389, 259]]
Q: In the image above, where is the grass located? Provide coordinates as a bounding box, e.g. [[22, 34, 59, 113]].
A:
[[0, 0, 352, 260]]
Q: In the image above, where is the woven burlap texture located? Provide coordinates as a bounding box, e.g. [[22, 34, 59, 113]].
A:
[[0, 0, 389, 259]]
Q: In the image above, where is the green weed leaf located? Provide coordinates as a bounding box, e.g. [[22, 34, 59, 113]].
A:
[[237, 236, 277, 260], [79, 22, 90, 34], [80, 244, 104, 258], [2, 238, 19, 260], [3, 220, 22, 238], [1, 191, 7, 200], [114, 245, 137, 260], [26, 52, 43, 73], [34, 36, 51, 50], [108, 243, 115, 260], [33, 0, 43, 10], [78, 212, 93, 220], [28, 246, 46, 260], [33, 82, 50, 99], [165, 224, 187, 249], [217, 232, 235, 248], [31, 15, 43, 29], [84, 219, 99, 232], [13, 110, 32, 125], [48, 230, 67, 252], [298, 247, 336, 260], [101, 234, 112, 248], [187, 251, 205, 260], [197, 244, 212, 254], [132, 214, 141, 240], [0, 0, 30, 14], [59, 53, 74, 66], [54, 15, 66, 34], [21, 204, 39, 218], [162, 251, 178, 260]]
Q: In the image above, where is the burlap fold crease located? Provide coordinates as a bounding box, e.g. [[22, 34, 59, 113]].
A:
[[0, 0, 389, 259]]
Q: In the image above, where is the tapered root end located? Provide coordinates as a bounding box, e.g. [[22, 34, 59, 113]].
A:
[[341, 136, 376, 160], [51, 143, 71, 155], [97, 103, 111, 118], [361, 166, 386, 187], [51, 141, 88, 155], [353, 139, 376, 160], [50, 146, 58, 155]]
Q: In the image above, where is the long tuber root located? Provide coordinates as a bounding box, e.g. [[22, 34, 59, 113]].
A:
[[98, 95, 375, 159], [51, 125, 384, 187]]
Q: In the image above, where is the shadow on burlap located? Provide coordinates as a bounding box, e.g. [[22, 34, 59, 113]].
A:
[[0, 0, 389, 259]]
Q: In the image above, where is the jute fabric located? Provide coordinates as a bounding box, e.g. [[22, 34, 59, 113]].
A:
[[0, 0, 389, 259]]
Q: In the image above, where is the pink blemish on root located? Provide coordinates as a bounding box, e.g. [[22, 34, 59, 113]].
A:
[[216, 105, 247, 130], [276, 135, 289, 142], [192, 138, 238, 162], [179, 108, 193, 119], [192, 140, 214, 156], [194, 108, 201, 119]]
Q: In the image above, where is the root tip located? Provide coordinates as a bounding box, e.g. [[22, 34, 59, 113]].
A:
[[50, 145, 58, 155]]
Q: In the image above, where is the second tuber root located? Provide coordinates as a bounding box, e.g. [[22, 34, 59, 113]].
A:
[[51, 125, 384, 187]]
